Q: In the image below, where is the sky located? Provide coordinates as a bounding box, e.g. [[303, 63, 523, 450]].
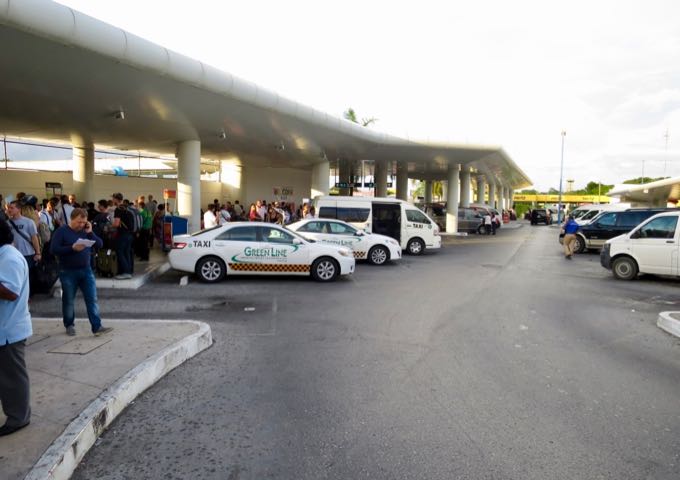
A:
[[33, 0, 680, 190]]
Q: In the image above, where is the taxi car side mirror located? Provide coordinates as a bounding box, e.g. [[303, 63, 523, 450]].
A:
[[292, 238, 303, 245], [354, 230, 365, 236]]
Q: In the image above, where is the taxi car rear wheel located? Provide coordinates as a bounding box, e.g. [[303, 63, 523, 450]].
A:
[[612, 256, 638, 281], [311, 257, 339, 282], [407, 238, 425, 255], [368, 245, 389, 265], [196, 256, 226, 283]]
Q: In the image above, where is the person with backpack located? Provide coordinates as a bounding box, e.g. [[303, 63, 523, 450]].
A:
[[6, 201, 41, 297], [111, 193, 134, 280]]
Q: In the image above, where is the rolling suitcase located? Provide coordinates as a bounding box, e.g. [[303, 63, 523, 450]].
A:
[[96, 248, 118, 277]]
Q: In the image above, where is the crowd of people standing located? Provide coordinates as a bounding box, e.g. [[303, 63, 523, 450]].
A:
[[202, 199, 314, 228]]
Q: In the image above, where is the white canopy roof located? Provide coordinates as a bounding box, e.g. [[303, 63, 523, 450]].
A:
[[0, 0, 532, 189]]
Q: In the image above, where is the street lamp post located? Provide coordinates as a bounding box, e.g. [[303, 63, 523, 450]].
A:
[[558, 130, 566, 224]]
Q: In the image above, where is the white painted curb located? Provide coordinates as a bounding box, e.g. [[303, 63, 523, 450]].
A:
[[657, 311, 680, 338], [24, 319, 212, 480], [96, 262, 171, 290]]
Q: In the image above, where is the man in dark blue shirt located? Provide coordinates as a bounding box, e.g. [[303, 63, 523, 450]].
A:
[[562, 214, 580, 260], [50, 208, 112, 337]]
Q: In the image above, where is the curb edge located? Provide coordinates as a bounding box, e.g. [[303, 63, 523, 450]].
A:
[[657, 311, 680, 339], [24, 319, 212, 480]]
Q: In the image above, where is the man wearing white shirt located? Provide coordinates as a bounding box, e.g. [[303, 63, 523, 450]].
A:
[[203, 204, 218, 228], [257, 200, 267, 222]]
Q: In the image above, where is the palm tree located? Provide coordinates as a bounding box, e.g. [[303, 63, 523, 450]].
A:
[[340, 108, 378, 195], [343, 108, 378, 127]]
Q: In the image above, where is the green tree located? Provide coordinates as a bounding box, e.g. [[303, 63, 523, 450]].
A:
[[622, 176, 667, 185], [344, 107, 378, 127]]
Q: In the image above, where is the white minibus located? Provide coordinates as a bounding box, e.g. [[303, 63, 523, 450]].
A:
[[313, 196, 441, 255]]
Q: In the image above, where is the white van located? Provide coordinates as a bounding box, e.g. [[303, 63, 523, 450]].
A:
[[601, 210, 680, 280], [313, 196, 441, 255], [572, 203, 630, 225]]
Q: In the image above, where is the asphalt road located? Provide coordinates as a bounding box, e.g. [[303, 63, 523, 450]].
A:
[[31, 223, 680, 479]]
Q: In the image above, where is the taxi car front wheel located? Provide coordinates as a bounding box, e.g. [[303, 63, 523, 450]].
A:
[[368, 245, 389, 265], [311, 257, 339, 282], [196, 256, 226, 283]]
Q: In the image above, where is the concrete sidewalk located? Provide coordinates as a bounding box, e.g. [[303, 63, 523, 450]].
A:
[[0, 318, 212, 480]]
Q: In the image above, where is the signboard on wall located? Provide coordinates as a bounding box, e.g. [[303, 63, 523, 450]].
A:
[[163, 189, 176, 199], [45, 182, 62, 198], [513, 194, 611, 203], [273, 186, 294, 201]]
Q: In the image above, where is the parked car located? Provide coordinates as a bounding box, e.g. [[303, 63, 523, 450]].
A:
[[287, 218, 402, 265], [568, 208, 675, 253], [458, 206, 485, 233], [601, 211, 680, 280], [571, 203, 631, 226], [169, 222, 355, 283], [417, 203, 499, 234], [530, 209, 552, 225]]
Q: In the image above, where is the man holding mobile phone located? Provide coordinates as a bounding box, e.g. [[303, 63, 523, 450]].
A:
[[50, 208, 112, 337]]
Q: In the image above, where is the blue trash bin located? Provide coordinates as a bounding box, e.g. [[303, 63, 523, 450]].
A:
[[162, 215, 189, 251]]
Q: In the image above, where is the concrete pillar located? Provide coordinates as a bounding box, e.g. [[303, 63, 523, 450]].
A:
[[177, 140, 201, 232], [72, 141, 94, 202], [311, 160, 330, 198], [460, 166, 471, 207], [338, 159, 352, 196], [476, 175, 487, 204], [220, 160, 243, 203], [499, 186, 506, 211], [374, 160, 387, 197], [446, 164, 460, 233], [424, 180, 433, 204], [396, 161, 408, 200], [489, 182, 497, 209]]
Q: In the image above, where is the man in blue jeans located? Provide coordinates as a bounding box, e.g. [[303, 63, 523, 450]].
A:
[[50, 208, 113, 336]]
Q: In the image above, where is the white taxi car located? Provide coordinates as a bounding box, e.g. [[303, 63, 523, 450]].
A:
[[169, 223, 355, 283], [287, 218, 401, 265]]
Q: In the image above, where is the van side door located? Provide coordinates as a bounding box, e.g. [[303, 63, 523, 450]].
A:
[[630, 216, 679, 276]]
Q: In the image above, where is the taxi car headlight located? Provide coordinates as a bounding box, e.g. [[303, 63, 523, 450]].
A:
[[338, 248, 353, 257]]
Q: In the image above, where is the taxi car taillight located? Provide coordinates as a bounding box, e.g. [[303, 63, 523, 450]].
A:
[[173, 242, 188, 249]]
